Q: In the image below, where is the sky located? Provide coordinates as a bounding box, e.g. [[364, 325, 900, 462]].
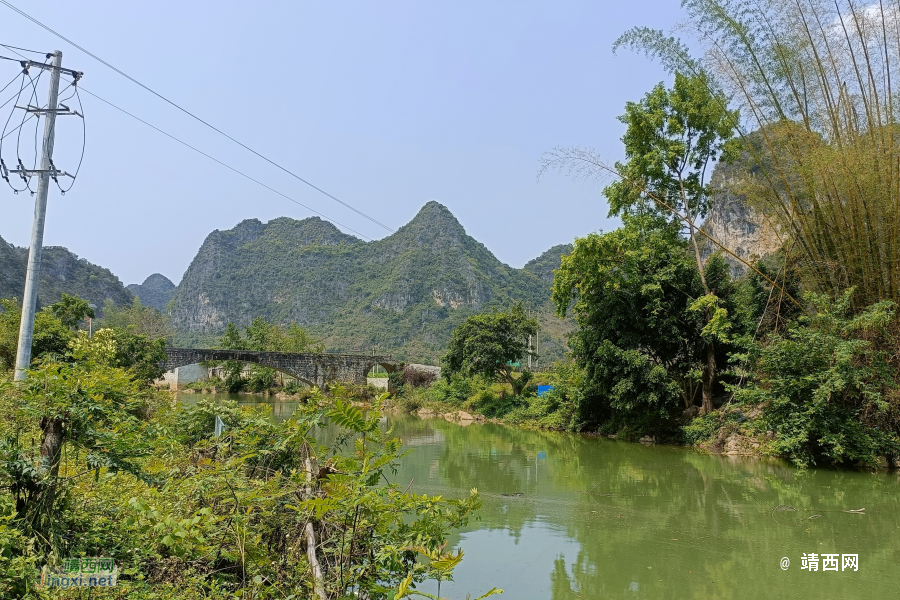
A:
[[0, 1, 686, 286]]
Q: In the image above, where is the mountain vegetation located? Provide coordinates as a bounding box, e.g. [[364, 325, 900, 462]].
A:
[[167, 202, 572, 364], [0, 234, 133, 312]]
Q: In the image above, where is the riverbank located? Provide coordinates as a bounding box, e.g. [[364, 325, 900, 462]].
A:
[[176, 375, 898, 470], [392, 387, 897, 469]]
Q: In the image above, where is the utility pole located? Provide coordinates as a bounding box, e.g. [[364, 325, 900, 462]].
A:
[[12, 51, 76, 381], [527, 334, 532, 369]]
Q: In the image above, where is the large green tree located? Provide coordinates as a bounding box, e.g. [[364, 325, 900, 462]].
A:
[[545, 72, 737, 413], [0, 295, 93, 370], [442, 304, 538, 396], [553, 214, 717, 428], [48, 293, 94, 330]]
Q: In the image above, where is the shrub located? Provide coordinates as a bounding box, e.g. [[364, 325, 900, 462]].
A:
[[247, 366, 277, 393], [737, 290, 900, 467], [403, 365, 437, 388]]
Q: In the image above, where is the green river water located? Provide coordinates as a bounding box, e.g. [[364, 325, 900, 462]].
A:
[[201, 394, 897, 599]]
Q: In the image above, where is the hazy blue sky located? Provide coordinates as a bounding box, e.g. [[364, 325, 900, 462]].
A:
[[0, 1, 686, 285]]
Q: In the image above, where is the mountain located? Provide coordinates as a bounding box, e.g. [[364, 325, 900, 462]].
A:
[[128, 274, 177, 311], [524, 244, 573, 283], [167, 202, 573, 363], [702, 135, 783, 274], [0, 234, 134, 311]]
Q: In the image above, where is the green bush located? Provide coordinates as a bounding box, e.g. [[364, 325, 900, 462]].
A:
[[0, 497, 39, 598], [737, 290, 900, 467], [397, 386, 427, 413], [427, 374, 476, 406], [680, 409, 750, 446], [247, 365, 277, 392], [465, 385, 522, 419]]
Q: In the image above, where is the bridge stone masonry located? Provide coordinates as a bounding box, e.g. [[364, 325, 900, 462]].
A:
[[161, 348, 396, 389]]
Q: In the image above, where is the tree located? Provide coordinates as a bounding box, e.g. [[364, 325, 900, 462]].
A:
[[49, 293, 94, 329], [1, 360, 152, 545], [0, 296, 90, 370], [442, 304, 538, 395], [100, 297, 173, 341], [544, 72, 738, 413], [216, 319, 324, 391], [735, 290, 900, 468], [616, 2, 900, 309], [69, 328, 168, 384], [552, 214, 709, 427], [274, 322, 325, 354]]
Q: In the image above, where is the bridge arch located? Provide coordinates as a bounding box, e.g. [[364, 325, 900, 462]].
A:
[[161, 348, 396, 389]]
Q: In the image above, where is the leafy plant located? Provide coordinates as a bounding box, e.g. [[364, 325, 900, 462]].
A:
[[443, 304, 537, 396], [736, 290, 900, 467]]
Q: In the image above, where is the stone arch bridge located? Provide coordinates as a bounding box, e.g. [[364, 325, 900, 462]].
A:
[[161, 348, 396, 388]]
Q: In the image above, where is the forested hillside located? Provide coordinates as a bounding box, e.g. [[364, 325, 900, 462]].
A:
[[0, 234, 133, 311], [167, 202, 573, 363]]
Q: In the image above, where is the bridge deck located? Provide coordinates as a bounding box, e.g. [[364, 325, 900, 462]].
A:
[[161, 348, 396, 387]]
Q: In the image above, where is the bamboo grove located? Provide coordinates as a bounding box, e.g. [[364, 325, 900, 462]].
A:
[[616, 0, 900, 310]]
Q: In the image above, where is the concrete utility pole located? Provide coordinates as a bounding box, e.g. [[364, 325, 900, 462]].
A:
[[13, 51, 64, 381]]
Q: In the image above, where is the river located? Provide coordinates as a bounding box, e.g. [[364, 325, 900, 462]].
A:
[[194, 394, 897, 599]]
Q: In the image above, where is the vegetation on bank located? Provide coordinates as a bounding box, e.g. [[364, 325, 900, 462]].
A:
[[0, 295, 497, 599], [395, 282, 900, 470]]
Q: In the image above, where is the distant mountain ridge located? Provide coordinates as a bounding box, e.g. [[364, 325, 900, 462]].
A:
[[167, 202, 573, 363], [128, 274, 176, 311], [0, 234, 133, 311]]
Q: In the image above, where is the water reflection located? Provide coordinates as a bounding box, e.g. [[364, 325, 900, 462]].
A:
[[193, 394, 897, 599]]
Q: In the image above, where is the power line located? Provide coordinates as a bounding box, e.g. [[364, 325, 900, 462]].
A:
[[79, 86, 375, 242], [0, 43, 44, 55], [55, 85, 84, 194], [0, 0, 396, 234], [0, 71, 22, 104]]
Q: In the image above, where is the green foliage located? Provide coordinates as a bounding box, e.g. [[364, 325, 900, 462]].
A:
[[0, 496, 39, 598], [736, 290, 900, 467], [100, 296, 173, 341], [617, 3, 900, 310], [504, 361, 584, 431], [603, 72, 738, 223], [680, 408, 748, 446], [246, 365, 277, 393], [0, 294, 98, 370], [397, 361, 583, 432], [443, 304, 538, 395], [545, 71, 742, 415], [49, 293, 94, 329], [552, 215, 707, 426], [0, 360, 157, 554], [731, 253, 803, 336], [0, 355, 485, 598], [214, 318, 325, 393], [70, 327, 168, 383], [428, 375, 476, 406]]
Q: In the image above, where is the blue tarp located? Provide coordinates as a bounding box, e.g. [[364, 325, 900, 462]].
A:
[[537, 385, 554, 397]]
